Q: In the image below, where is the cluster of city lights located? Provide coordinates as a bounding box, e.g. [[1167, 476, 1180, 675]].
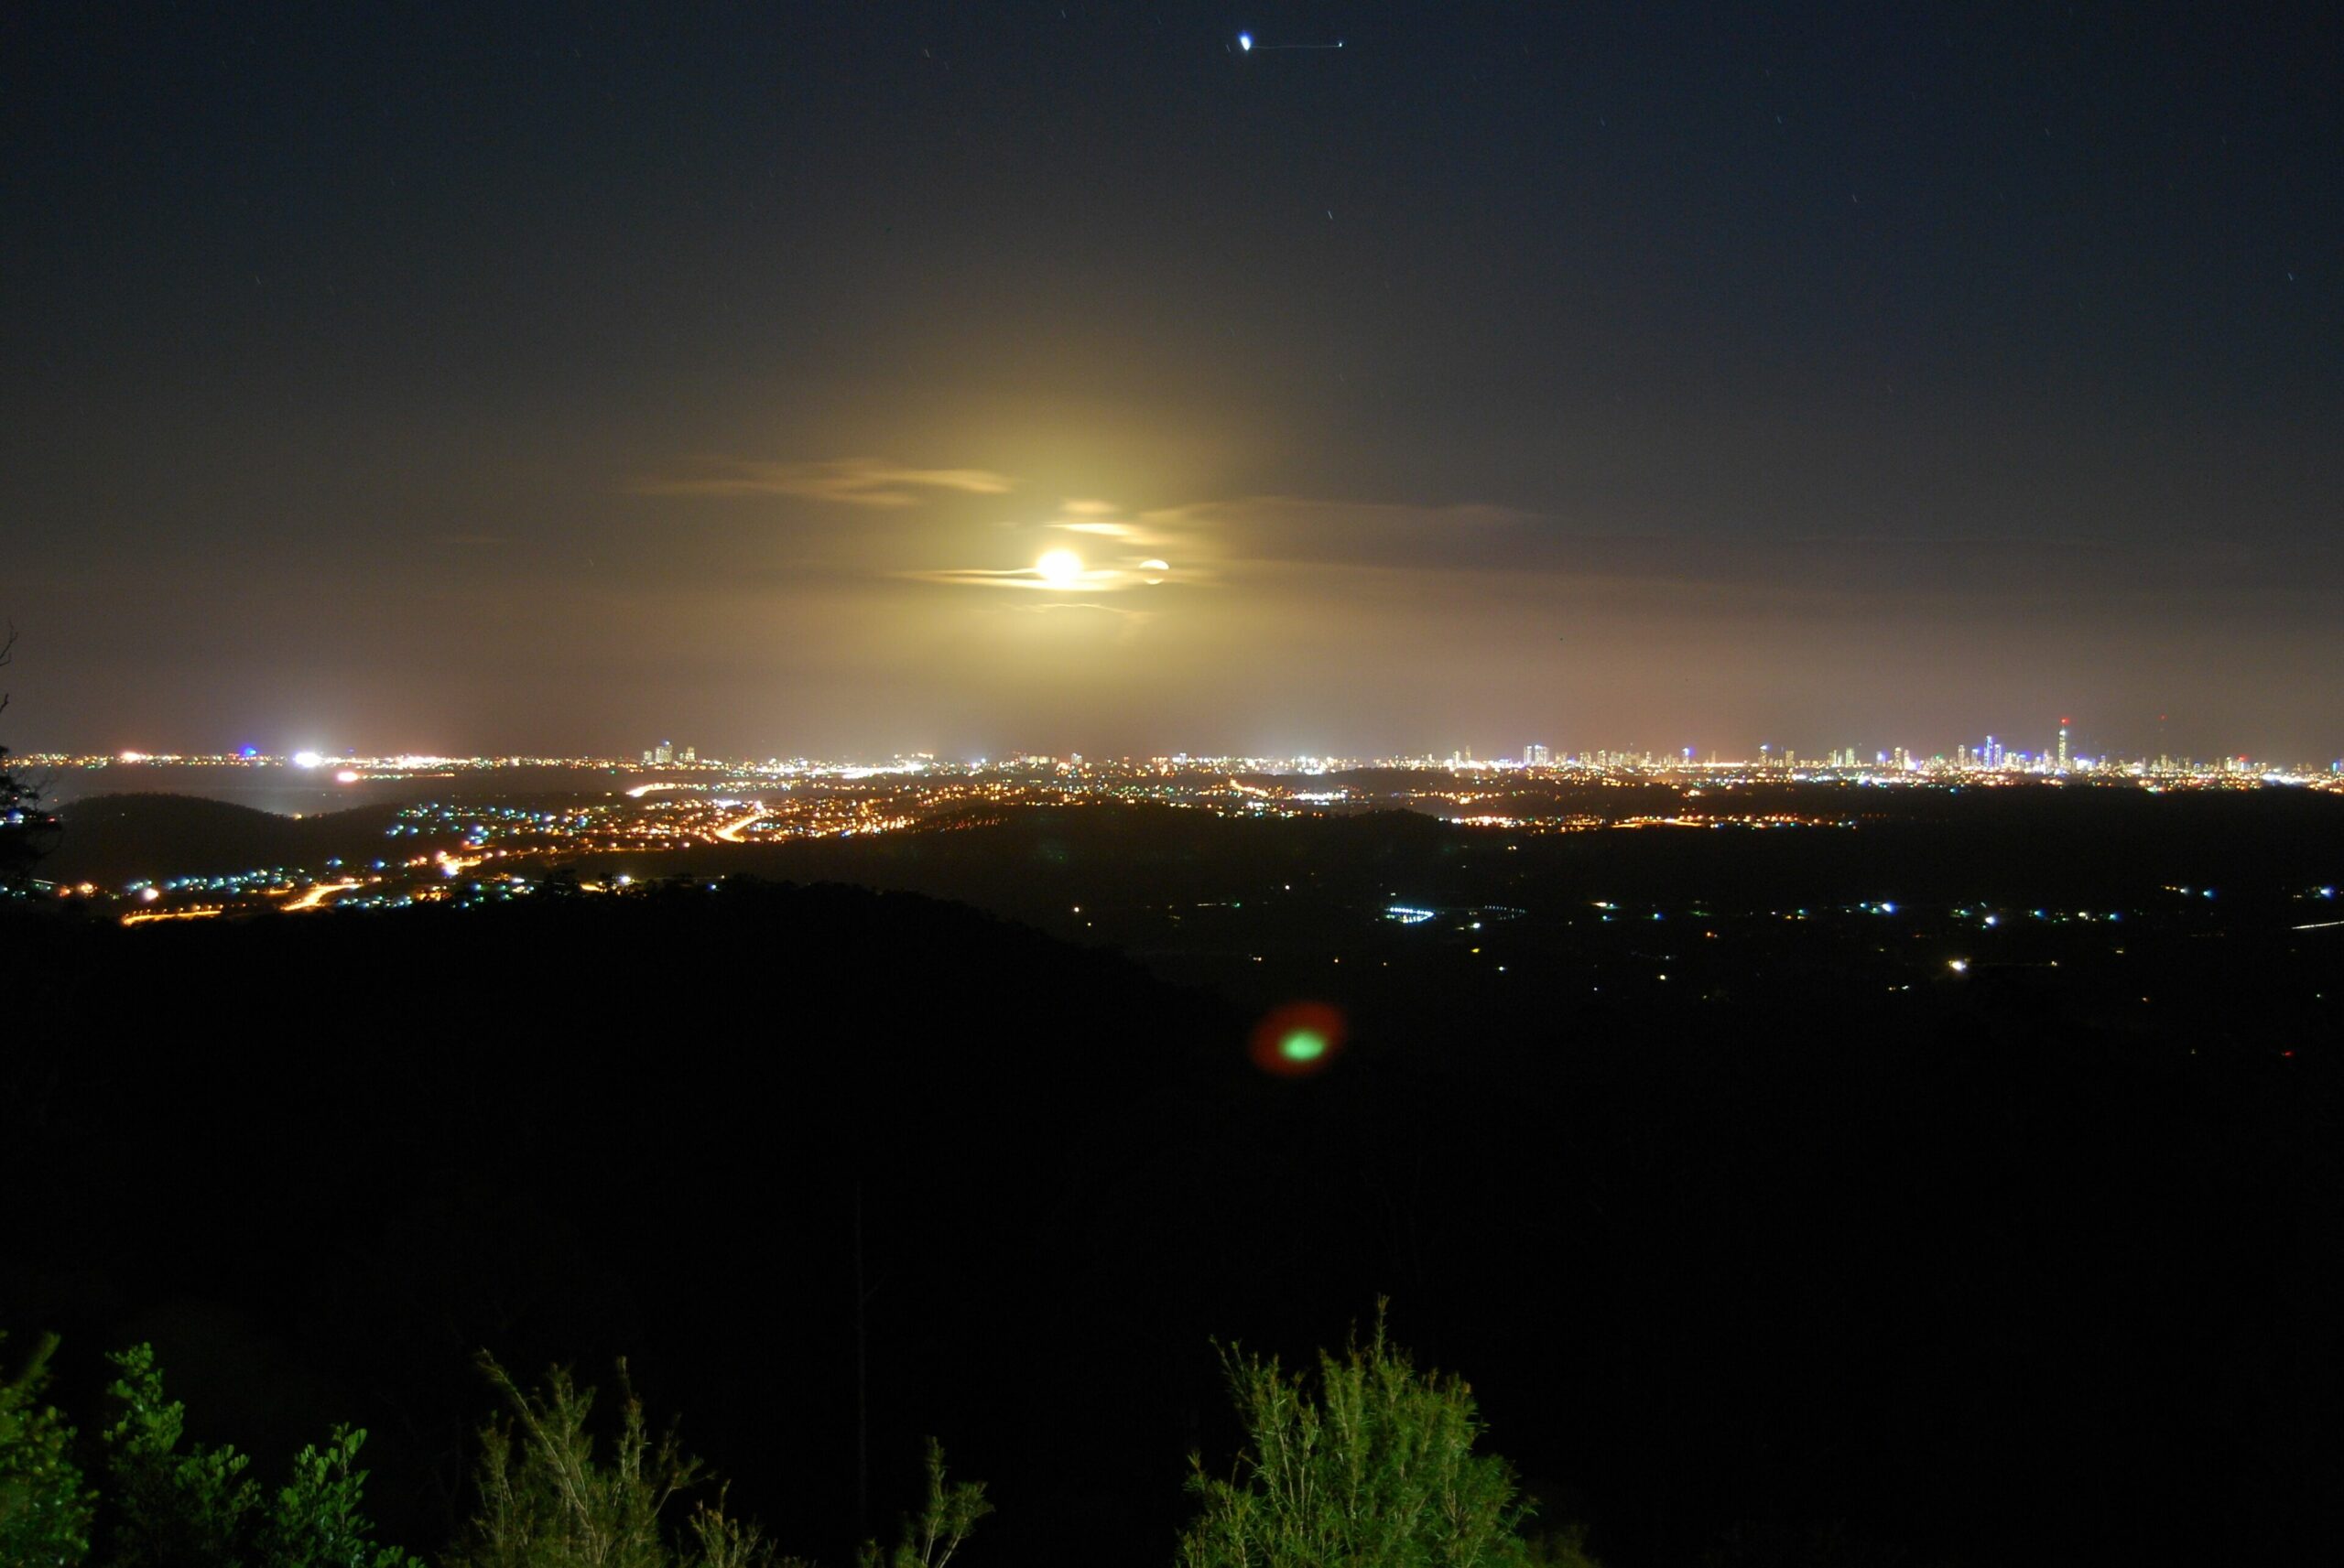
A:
[[11, 733, 2342, 929], [33, 736, 2342, 786]]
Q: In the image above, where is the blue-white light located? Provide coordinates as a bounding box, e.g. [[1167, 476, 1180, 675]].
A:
[[1238, 33, 1253, 51]]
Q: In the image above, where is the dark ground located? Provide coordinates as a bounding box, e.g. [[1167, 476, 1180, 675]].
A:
[[6, 796, 2343, 1566]]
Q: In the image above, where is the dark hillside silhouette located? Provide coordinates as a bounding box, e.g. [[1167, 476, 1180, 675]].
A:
[[6, 883, 1240, 1565], [0, 623, 59, 887], [667, 788, 2344, 917], [7, 872, 2340, 1566], [41, 795, 442, 886]]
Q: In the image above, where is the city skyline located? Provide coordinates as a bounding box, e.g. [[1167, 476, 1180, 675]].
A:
[[20, 730, 2341, 780]]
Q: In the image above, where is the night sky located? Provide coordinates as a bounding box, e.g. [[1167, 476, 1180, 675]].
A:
[[5, 4, 2338, 761]]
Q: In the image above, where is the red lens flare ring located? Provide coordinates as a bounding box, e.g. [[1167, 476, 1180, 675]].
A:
[[1249, 1000, 1350, 1076]]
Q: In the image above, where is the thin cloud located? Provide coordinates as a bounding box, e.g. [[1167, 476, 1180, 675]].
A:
[[919, 492, 1532, 595], [900, 564, 1190, 592], [1145, 495, 1534, 535], [635, 458, 1015, 508], [1137, 495, 1538, 573], [902, 567, 1055, 588], [1014, 600, 1151, 619], [913, 496, 1205, 592], [1039, 499, 1177, 546]]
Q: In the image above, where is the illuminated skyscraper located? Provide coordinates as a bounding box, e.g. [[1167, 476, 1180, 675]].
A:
[[2057, 720, 2069, 771]]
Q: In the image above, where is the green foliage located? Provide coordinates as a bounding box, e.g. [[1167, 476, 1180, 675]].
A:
[[97, 1340, 417, 1568], [101, 1342, 259, 1568], [16, 1337, 992, 1568], [451, 1357, 988, 1568], [449, 1354, 790, 1568], [1180, 1307, 1580, 1568], [852, 1441, 989, 1568], [263, 1426, 424, 1568], [1, 1332, 95, 1568]]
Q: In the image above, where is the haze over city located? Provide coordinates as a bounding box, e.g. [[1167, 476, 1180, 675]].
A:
[[6, 5, 2338, 759]]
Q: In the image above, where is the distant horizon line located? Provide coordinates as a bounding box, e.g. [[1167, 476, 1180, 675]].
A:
[[16, 743, 2344, 774]]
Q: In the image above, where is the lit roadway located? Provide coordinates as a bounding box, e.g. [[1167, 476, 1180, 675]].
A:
[[283, 878, 364, 912], [712, 807, 768, 844]]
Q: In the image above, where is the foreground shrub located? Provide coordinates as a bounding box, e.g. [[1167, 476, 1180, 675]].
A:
[[99, 1340, 418, 1568], [854, 1441, 989, 1568], [1, 1332, 94, 1568], [449, 1355, 760, 1568], [100, 1343, 256, 1568], [451, 1355, 986, 1568], [261, 1427, 428, 1568], [1181, 1308, 1586, 1568]]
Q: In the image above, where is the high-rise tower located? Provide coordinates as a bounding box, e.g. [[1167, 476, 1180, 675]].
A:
[[2057, 719, 2070, 771]]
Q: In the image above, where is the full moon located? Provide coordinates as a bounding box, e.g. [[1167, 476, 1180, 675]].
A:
[[1036, 548, 1084, 587]]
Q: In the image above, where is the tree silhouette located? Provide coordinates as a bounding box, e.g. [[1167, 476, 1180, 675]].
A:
[[1, 623, 60, 888]]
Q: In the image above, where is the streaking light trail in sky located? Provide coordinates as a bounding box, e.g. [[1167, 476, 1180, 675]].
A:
[[1237, 33, 1344, 52]]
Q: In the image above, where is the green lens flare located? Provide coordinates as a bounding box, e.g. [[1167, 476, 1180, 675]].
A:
[[1280, 1030, 1329, 1063]]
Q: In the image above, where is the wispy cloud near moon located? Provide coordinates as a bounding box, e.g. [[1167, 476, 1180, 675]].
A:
[[906, 495, 1210, 594], [635, 458, 1015, 508], [899, 563, 1189, 593], [906, 492, 1533, 600], [1137, 496, 1537, 570]]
